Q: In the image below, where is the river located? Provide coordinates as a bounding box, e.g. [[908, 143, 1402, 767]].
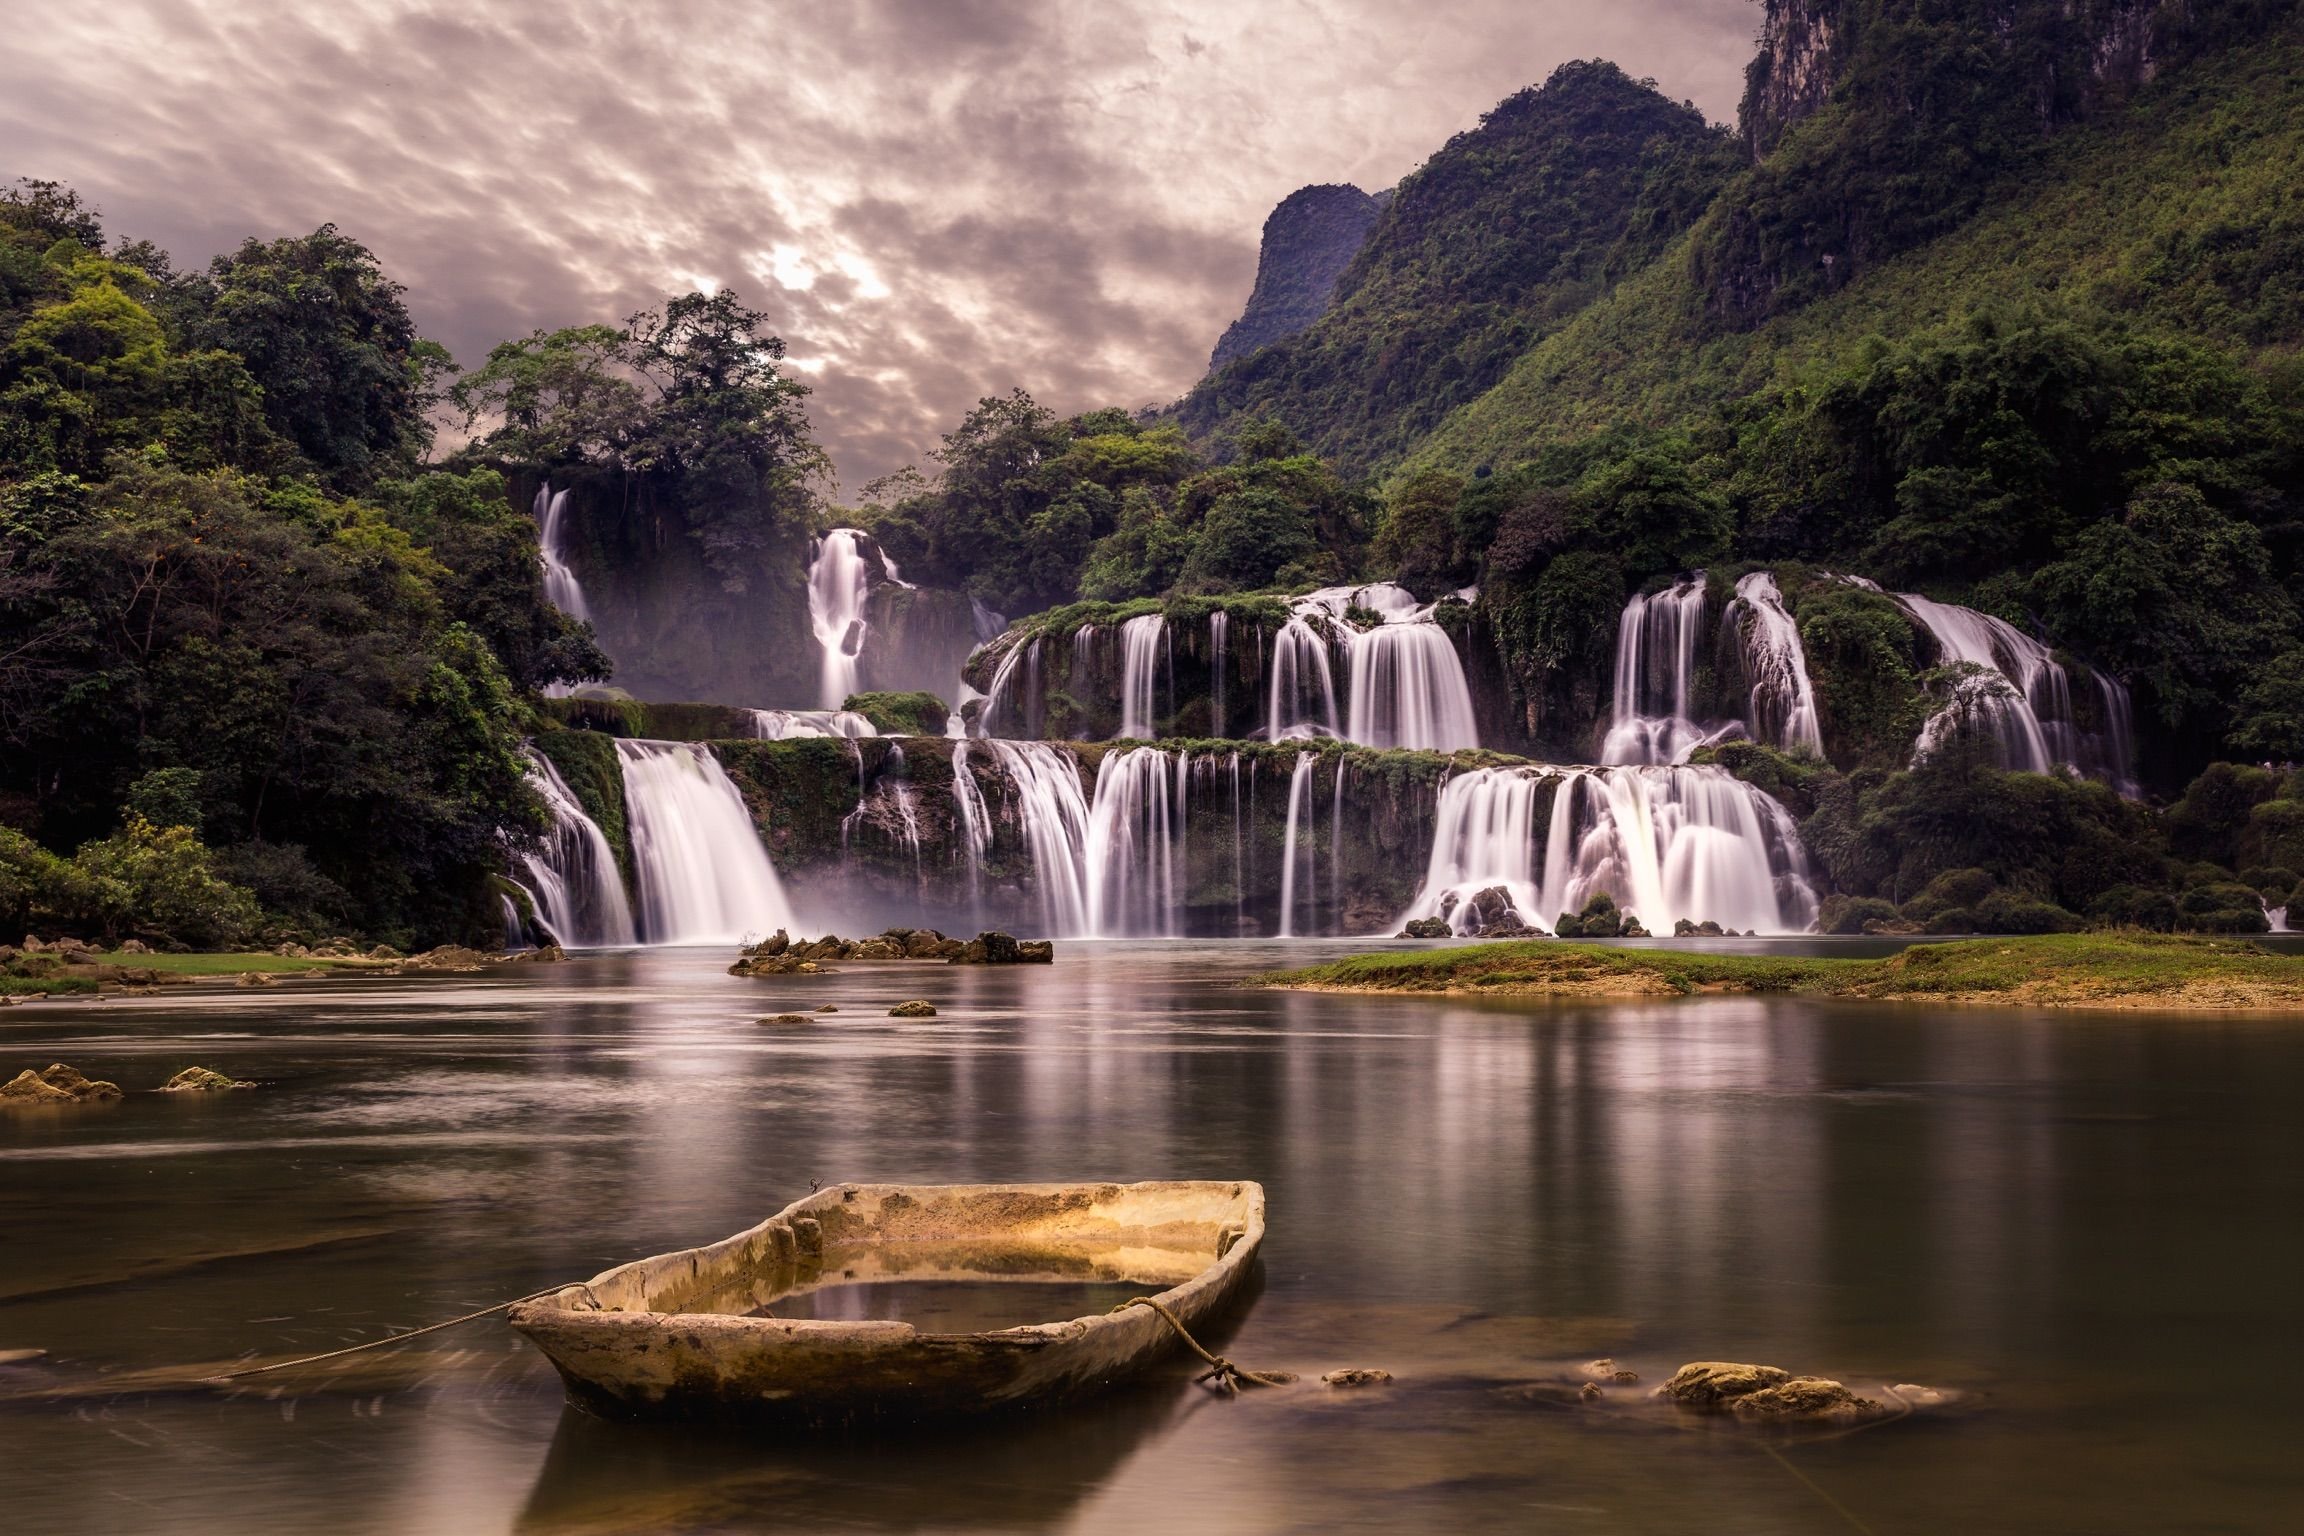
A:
[[3, 941, 2300, 1533]]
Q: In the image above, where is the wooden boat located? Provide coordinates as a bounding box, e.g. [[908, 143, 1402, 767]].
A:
[[507, 1180, 1266, 1423]]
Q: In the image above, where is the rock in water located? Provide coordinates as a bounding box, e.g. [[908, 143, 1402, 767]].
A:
[[1322, 1368, 1393, 1388], [888, 1000, 938, 1018], [756, 1014, 813, 1027], [1398, 917, 1452, 939], [236, 971, 281, 987], [1, 1069, 75, 1105], [1660, 1361, 1791, 1405], [2, 1064, 124, 1106], [159, 1067, 255, 1092], [1728, 1376, 1893, 1424]]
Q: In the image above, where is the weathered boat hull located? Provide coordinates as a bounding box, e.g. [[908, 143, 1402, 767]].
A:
[[508, 1180, 1265, 1424]]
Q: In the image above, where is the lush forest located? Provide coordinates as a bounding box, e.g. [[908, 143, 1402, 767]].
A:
[[5, 0, 2303, 950]]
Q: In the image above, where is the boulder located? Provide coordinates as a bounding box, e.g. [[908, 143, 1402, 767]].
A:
[[400, 946, 488, 973], [749, 929, 792, 958], [756, 1014, 813, 1027], [275, 943, 311, 958], [366, 945, 402, 960], [1015, 940, 1054, 963], [3, 1064, 123, 1105], [1463, 886, 1522, 935], [1398, 917, 1453, 939], [159, 1066, 254, 1092], [1728, 1376, 1892, 1424], [507, 945, 566, 963], [236, 971, 282, 987], [119, 939, 152, 955], [730, 952, 839, 977], [903, 929, 956, 958], [849, 938, 904, 960], [948, 931, 1051, 964], [1577, 1358, 1640, 1384], [1660, 1362, 1791, 1406], [888, 1000, 938, 1018], [1321, 1368, 1393, 1388]]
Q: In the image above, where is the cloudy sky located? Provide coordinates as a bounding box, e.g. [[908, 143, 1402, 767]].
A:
[[5, 0, 1757, 488]]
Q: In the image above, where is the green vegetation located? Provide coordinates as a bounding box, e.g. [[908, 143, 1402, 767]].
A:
[[1259, 932, 2304, 1009], [842, 690, 948, 736]]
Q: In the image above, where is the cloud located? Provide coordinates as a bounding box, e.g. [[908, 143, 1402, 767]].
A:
[[2, 0, 1757, 487]]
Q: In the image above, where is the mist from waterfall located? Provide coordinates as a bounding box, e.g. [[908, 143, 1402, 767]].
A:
[[512, 748, 635, 948], [1401, 763, 1819, 936], [616, 740, 797, 944], [808, 529, 872, 710]]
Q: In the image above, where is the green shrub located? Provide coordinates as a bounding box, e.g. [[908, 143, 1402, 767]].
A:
[[1817, 894, 1898, 934], [1973, 892, 2085, 934], [2239, 866, 2300, 902], [843, 691, 949, 737], [68, 815, 261, 948], [2088, 886, 2181, 931], [1899, 866, 1997, 923], [1924, 908, 1978, 935]]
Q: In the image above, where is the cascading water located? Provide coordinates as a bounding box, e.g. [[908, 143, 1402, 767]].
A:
[[1267, 585, 1478, 751], [978, 636, 1044, 740], [1896, 592, 2135, 789], [747, 708, 878, 740], [615, 740, 798, 944], [1276, 752, 1317, 937], [951, 739, 993, 924], [1084, 747, 1188, 937], [987, 741, 1094, 937], [1400, 764, 1819, 936], [1267, 618, 1340, 741], [512, 748, 636, 948], [1602, 578, 1725, 765], [534, 483, 590, 621], [1117, 613, 1168, 739], [1724, 572, 1824, 757], [1208, 611, 1229, 738], [808, 529, 872, 710]]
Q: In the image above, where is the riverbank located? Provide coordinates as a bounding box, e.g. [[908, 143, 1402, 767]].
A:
[[1256, 933, 2304, 1009], [2, 949, 418, 999]]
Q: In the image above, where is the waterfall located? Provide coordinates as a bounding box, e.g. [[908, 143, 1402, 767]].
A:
[[1725, 573, 1824, 757], [534, 483, 589, 621], [1118, 613, 1168, 739], [807, 529, 872, 709], [1209, 611, 1229, 738], [747, 708, 878, 740], [615, 740, 797, 944], [1602, 578, 1724, 765], [1266, 584, 1478, 750], [1399, 764, 1818, 936], [1895, 592, 2135, 789], [1085, 747, 1188, 937], [979, 636, 1044, 739], [512, 748, 635, 948], [951, 739, 992, 924], [988, 741, 1094, 937], [1266, 617, 1340, 741], [1277, 753, 1317, 937]]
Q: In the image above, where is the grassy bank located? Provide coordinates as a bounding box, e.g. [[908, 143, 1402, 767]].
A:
[[1, 950, 375, 998], [1257, 934, 2304, 1009]]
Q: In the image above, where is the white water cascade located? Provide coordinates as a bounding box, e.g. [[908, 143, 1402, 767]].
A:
[[978, 636, 1045, 739], [1602, 578, 1725, 765], [1117, 613, 1168, 739], [1268, 585, 1479, 751], [987, 741, 1095, 938], [747, 708, 878, 740], [1401, 764, 1819, 936], [1725, 572, 1824, 757], [808, 529, 873, 710], [1209, 611, 1230, 738], [534, 483, 590, 621], [1895, 591, 2135, 790], [1276, 752, 1318, 937], [512, 749, 636, 948], [615, 740, 798, 944], [1085, 747, 1188, 937]]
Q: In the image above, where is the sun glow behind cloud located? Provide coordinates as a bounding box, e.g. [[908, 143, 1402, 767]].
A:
[[1, 0, 1755, 487]]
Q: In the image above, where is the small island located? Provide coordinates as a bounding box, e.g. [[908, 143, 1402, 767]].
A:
[[1257, 933, 2304, 1010]]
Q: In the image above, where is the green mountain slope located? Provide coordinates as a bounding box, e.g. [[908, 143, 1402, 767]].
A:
[[1410, 11, 2304, 477], [1174, 61, 1740, 476]]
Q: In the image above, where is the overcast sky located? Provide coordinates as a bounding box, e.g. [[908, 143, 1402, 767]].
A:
[[5, 0, 1758, 488]]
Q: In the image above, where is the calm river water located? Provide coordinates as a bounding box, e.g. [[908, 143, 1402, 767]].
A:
[[3, 941, 2300, 1534]]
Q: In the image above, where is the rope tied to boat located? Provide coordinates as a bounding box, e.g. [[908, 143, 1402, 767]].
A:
[[206, 1286, 586, 1382], [1112, 1296, 1295, 1396]]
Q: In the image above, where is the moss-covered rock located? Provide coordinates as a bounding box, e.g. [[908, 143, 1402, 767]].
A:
[[1660, 1362, 1790, 1406], [842, 691, 949, 736]]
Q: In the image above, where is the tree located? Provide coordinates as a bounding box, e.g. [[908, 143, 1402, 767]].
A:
[[194, 226, 444, 491]]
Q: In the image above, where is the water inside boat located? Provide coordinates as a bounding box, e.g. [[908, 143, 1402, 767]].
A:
[[757, 1277, 1152, 1330]]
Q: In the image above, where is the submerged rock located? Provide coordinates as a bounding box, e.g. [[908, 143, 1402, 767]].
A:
[[159, 1066, 255, 1092], [814, 1004, 840, 1013], [1578, 1357, 1640, 1384], [1321, 1368, 1393, 1388], [506, 944, 566, 963], [756, 1014, 813, 1027], [236, 971, 281, 987], [888, 1000, 938, 1018], [949, 931, 1053, 964], [400, 946, 490, 973]]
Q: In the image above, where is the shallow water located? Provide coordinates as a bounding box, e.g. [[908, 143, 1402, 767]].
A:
[[2, 940, 2301, 1534]]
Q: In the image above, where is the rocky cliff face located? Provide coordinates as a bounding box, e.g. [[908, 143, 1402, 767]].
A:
[[1208, 184, 1385, 371], [1740, 0, 1853, 159]]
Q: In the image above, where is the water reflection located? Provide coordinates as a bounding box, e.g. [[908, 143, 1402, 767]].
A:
[[2, 943, 2302, 1532]]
